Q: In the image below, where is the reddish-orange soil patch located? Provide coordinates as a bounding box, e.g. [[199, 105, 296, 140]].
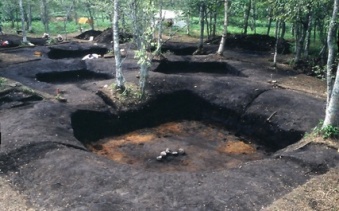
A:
[[218, 140, 257, 154], [88, 121, 268, 172]]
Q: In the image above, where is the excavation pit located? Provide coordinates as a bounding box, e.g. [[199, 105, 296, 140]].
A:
[[47, 42, 108, 59], [87, 120, 268, 172], [70, 91, 282, 172], [154, 59, 244, 75], [35, 69, 112, 84], [0, 89, 43, 109]]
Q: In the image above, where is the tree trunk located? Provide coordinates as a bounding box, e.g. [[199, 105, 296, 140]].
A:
[[186, 10, 190, 35], [113, 0, 125, 90], [324, 0, 339, 108], [280, 21, 286, 39], [266, 8, 272, 36], [86, 1, 95, 30], [217, 0, 228, 55], [27, 2, 32, 32], [250, 0, 256, 33], [304, 10, 312, 58], [243, 0, 251, 34], [205, 7, 210, 40], [73, 0, 78, 25], [154, 0, 163, 55], [212, 11, 217, 38], [63, 3, 74, 40], [16, 9, 19, 29], [324, 64, 339, 126], [121, 11, 125, 33], [294, 21, 306, 63], [313, 19, 317, 42], [273, 20, 281, 67], [197, 3, 205, 52], [19, 0, 27, 43], [40, 0, 49, 33]]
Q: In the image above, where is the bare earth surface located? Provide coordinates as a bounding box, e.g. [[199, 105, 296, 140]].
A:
[[0, 33, 338, 210]]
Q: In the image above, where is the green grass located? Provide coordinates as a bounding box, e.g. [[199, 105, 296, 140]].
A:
[[1, 19, 112, 36]]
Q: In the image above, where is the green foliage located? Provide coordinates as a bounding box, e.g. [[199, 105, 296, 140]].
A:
[[313, 120, 339, 139], [312, 65, 326, 80], [111, 82, 142, 101], [0, 77, 7, 88]]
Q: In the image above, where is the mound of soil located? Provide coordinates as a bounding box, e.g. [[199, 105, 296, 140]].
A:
[[74, 29, 102, 40], [0, 34, 47, 47], [207, 34, 291, 54], [93, 28, 133, 45]]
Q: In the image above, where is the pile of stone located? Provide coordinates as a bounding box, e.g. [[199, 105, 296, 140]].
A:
[[156, 148, 185, 161]]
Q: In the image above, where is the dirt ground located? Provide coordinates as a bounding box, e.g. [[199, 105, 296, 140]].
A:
[[0, 32, 338, 210]]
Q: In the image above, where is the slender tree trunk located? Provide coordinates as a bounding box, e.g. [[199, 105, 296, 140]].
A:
[[273, 20, 281, 67], [205, 7, 210, 40], [40, 0, 49, 33], [129, 0, 153, 98], [121, 11, 125, 33], [73, 0, 78, 25], [280, 21, 286, 39], [27, 2, 32, 32], [295, 21, 306, 63], [113, 0, 125, 90], [243, 0, 251, 34], [10, 14, 15, 28], [250, 0, 256, 33], [266, 8, 272, 36], [304, 10, 312, 58], [186, 10, 190, 35], [154, 0, 163, 55], [212, 11, 217, 38], [197, 3, 205, 52], [324, 64, 339, 127], [313, 19, 317, 42], [86, 1, 94, 30], [324, 0, 339, 108], [217, 0, 228, 55], [16, 9, 19, 30], [63, 3, 74, 40], [19, 0, 27, 43]]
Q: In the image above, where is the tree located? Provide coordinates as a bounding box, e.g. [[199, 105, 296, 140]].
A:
[[128, 0, 156, 98], [243, 0, 251, 34], [40, 0, 49, 33], [19, 0, 28, 43], [194, 1, 206, 55], [154, 0, 163, 56], [217, 0, 228, 55], [113, 0, 125, 91], [85, 0, 95, 30], [323, 0, 339, 127]]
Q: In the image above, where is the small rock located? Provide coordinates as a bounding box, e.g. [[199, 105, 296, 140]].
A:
[[178, 148, 185, 155], [171, 151, 178, 156], [160, 151, 167, 156], [156, 156, 163, 161]]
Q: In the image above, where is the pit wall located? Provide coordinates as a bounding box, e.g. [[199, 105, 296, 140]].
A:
[[71, 90, 314, 151]]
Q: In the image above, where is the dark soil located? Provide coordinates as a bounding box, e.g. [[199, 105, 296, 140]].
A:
[[206, 33, 291, 54], [74, 29, 103, 40], [92, 28, 133, 45], [0, 33, 337, 211]]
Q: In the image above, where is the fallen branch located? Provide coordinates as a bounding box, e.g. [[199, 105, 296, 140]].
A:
[[267, 111, 277, 122]]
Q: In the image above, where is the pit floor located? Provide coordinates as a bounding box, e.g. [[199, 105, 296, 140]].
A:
[[88, 120, 268, 172]]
